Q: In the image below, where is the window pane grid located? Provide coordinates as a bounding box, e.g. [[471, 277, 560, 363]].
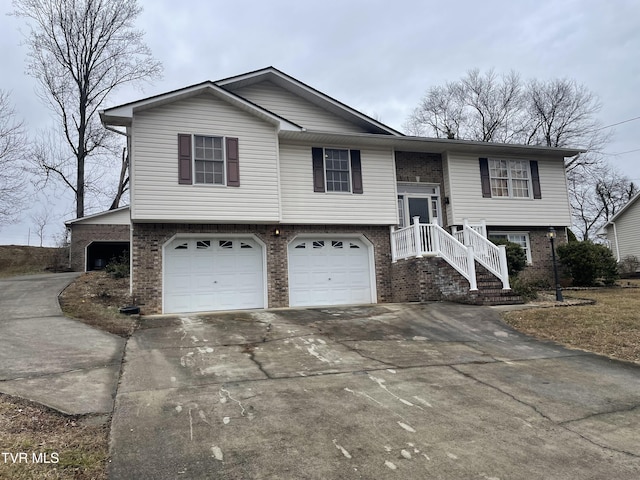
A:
[[489, 159, 531, 198], [325, 148, 351, 192], [194, 135, 224, 185]]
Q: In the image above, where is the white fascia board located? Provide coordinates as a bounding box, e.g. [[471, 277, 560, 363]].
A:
[[605, 193, 640, 226], [279, 130, 585, 157], [100, 82, 302, 132]]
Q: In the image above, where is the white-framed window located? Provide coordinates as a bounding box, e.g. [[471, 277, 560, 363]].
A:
[[324, 148, 351, 192], [489, 232, 532, 264], [489, 159, 531, 198], [194, 135, 225, 185]]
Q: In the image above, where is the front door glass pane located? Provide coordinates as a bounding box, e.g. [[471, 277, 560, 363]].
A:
[[408, 197, 430, 224]]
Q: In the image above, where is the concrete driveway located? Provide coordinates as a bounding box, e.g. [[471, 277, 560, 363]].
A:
[[110, 303, 640, 479], [0, 273, 125, 415]]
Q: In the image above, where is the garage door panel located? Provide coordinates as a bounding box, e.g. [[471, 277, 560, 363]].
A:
[[288, 238, 373, 307], [164, 237, 264, 314]]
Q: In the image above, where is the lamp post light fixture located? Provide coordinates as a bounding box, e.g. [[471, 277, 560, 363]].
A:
[[547, 227, 564, 302]]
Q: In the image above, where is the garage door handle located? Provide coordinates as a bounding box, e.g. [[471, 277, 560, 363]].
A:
[[213, 281, 218, 284], [328, 278, 331, 281]]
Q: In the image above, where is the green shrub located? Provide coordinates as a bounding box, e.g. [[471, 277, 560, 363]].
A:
[[556, 241, 618, 286], [490, 239, 527, 277], [105, 251, 130, 279], [509, 276, 539, 301]]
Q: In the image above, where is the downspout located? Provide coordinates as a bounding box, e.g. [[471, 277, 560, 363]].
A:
[[612, 222, 621, 262], [104, 124, 133, 294]]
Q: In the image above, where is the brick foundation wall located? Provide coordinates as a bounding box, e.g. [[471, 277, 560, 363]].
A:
[[391, 256, 472, 303], [486, 226, 568, 286], [131, 223, 393, 314], [395, 151, 449, 226], [69, 224, 130, 271]]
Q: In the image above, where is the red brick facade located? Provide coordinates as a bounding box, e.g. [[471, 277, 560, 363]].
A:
[[131, 223, 393, 314], [69, 224, 130, 271], [395, 151, 449, 226], [486, 226, 568, 286]]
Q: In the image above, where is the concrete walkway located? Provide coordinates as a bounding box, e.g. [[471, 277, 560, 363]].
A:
[[0, 273, 125, 415], [109, 303, 640, 480]]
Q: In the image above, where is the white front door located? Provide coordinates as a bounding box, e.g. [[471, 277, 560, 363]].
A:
[[164, 237, 264, 313], [288, 238, 374, 307]]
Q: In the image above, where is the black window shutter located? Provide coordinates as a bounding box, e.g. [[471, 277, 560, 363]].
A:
[[479, 157, 491, 198], [350, 150, 363, 194], [178, 134, 192, 185], [226, 137, 240, 187], [530, 160, 542, 199], [312, 147, 325, 192]]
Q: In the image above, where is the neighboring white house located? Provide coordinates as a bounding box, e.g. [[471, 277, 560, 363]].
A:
[[601, 193, 640, 271], [65, 67, 586, 314]]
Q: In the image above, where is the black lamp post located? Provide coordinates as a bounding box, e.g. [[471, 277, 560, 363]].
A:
[[547, 227, 564, 302]]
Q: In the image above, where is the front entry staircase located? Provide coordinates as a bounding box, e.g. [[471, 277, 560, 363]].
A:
[[390, 218, 523, 305]]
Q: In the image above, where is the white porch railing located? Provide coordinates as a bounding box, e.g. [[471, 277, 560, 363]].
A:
[[391, 217, 477, 291], [459, 221, 510, 290]]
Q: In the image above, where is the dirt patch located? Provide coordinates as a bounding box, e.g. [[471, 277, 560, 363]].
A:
[[0, 393, 108, 480], [0, 245, 68, 278], [59, 271, 138, 337], [503, 282, 640, 364]]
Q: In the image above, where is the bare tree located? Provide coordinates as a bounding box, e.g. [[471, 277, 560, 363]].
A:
[[0, 90, 27, 226], [30, 206, 51, 247], [567, 163, 636, 240], [12, 0, 162, 218], [406, 69, 605, 170], [405, 69, 527, 143], [110, 147, 129, 210], [526, 79, 607, 171]]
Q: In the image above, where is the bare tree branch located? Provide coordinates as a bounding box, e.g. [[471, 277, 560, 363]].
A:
[[0, 90, 28, 226], [12, 0, 162, 218]]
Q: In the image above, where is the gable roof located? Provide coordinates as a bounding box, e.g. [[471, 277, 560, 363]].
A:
[[65, 206, 131, 226], [100, 81, 302, 131], [101, 67, 403, 136], [604, 192, 640, 226], [216, 67, 403, 136]]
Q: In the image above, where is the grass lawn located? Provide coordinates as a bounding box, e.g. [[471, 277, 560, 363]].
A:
[[502, 280, 640, 364], [0, 394, 108, 480], [59, 271, 137, 337]]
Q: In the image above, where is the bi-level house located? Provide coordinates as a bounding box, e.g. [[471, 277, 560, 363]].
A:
[[68, 67, 582, 314]]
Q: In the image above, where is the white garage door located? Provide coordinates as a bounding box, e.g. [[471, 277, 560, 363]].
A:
[[164, 237, 264, 313], [288, 238, 373, 307]]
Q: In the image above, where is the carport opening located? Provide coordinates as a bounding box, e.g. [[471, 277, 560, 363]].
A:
[[86, 242, 130, 271]]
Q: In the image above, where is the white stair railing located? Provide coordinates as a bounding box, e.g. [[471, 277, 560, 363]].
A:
[[391, 218, 477, 291], [461, 221, 510, 290]]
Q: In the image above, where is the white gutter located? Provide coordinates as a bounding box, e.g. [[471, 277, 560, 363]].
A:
[[613, 222, 621, 261]]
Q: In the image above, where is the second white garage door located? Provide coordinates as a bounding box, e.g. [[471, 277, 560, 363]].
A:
[[288, 237, 374, 307], [164, 237, 265, 314]]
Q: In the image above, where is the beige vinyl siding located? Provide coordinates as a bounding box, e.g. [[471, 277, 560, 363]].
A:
[[74, 208, 130, 225], [445, 152, 572, 226], [610, 202, 640, 261], [233, 81, 368, 134], [279, 143, 397, 224], [131, 93, 280, 222]]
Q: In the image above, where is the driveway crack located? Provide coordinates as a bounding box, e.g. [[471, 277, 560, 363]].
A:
[[241, 344, 271, 379], [450, 365, 640, 459]]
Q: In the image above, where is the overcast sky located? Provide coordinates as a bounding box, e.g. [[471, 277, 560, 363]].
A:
[[1, 0, 639, 245]]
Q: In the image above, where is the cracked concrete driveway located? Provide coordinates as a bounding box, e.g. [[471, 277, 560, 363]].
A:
[[110, 303, 640, 479]]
